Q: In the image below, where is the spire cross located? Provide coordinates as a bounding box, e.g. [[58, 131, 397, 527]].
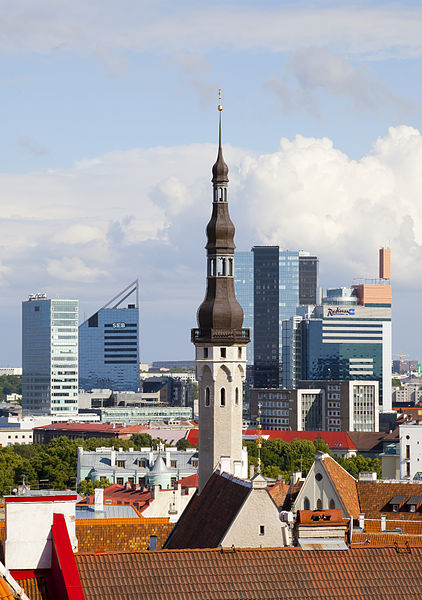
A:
[[218, 89, 223, 112]]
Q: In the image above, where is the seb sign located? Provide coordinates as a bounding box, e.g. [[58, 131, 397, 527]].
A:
[[112, 322, 126, 328]]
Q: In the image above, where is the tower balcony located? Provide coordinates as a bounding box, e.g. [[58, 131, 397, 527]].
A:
[[191, 328, 250, 344]]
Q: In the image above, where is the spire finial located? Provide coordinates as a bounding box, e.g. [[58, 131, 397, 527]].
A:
[[212, 89, 229, 183]]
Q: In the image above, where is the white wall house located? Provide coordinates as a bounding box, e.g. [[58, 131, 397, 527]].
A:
[[399, 424, 422, 480]]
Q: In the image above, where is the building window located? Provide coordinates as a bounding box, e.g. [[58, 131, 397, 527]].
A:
[[329, 499, 335, 509], [235, 387, 239, 405], [204, 347, 209, 359], [205, 387, 210, 406], [170, 460, 177, 468], [117, 460, 125, 468], [220, 388, 226, 406], [304, 497, 310, 510], [138, 459, 146, 467], [259, 525, 265, 536], [238, 347, 242, 359], [220, 347, 226, 358], [148, 535, 158, 551], [117, 477, 124, 485], [316, 499, 323, 510]]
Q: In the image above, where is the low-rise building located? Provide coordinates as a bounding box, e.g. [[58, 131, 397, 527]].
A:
[[77, 445, 198, 487]]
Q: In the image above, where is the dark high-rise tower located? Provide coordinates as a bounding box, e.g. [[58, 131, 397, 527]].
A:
[[192, 95, 250, 492]]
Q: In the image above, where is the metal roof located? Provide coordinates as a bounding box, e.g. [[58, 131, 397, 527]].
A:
[[76, 505, 139, 519], [298, 538, 348, 551]]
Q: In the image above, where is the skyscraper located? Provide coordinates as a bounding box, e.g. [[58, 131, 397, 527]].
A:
[[234, 247, 318, 388], [22, 294, 78, 415], [79, 281, 139, 392], [282, 249, 392, 412], [192, 98, 249, 493]]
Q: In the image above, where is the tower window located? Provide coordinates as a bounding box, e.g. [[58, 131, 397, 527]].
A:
[[204, 347, 209, 359], [217, 257, 226, 276], [220, 348, 226, 358], [228, 258, 233, 276], [238, 347, 242, 359], [259, 525, 265, 536], [219, 188, 224, 201], [235, 387, 239, 405], [220, 388, 226, 406], [304, 497, 310, 510], [205, 387, 210, 407]]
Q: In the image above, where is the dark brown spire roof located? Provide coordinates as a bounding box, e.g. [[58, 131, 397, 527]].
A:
[[212, 114, 229, 184]]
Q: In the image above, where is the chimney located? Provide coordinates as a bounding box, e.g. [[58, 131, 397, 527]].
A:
[[94, 488, 104, 512], [290, 471, 302, 486], [249, 464, 255, 479], [379, 247, 391, 280]]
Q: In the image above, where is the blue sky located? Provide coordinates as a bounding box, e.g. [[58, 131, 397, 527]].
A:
[[1, 0, 422, 364]]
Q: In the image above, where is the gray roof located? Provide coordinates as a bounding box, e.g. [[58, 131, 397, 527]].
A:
[[79, 448, 198, 478], [76, 505, 139, 519], [151, 453, 170, 474]]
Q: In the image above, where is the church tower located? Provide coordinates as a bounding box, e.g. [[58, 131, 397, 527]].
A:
[[192, 94, 250, 493]]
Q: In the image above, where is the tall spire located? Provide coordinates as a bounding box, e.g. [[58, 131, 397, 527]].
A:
[[212, 90, 229, 184]]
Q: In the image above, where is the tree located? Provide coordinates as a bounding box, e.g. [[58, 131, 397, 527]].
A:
[[392, 378, 402, 388], [0, 375, 22, 401], [176, 438, 195, 451], [131, 433, 153, 449]]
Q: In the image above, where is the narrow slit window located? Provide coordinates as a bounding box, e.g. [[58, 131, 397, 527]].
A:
[[205, 387, 210, 406], [235, 387, 239, 405], [220, 388, 226, 406]]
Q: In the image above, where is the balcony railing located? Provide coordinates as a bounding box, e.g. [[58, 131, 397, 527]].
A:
[[191, 328, 250, 343]]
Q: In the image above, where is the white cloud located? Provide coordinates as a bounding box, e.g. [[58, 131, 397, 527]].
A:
[[1, 2, 422, 59], [265, 47, 414, 115], [1, 126, 422, 360], [47, 257, 107, 282]]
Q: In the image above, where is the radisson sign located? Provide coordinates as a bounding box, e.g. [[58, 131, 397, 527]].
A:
[[326, 307, 355, 317]]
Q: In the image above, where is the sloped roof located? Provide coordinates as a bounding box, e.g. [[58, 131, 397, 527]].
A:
[[245, 430, 357, 451], [358, 481, 422, 520], [15, 576, 50, 600], [346, 431, 388, 453], [0, 577, 15, 600], [150, 453, 169, 474], [75, 546, 422, 600], [177, 474, 198, 488], [268, 479, 290, 509], [83, 483, 152, 507], [165, 472, 250, 549], [322, 455, 360, 518]]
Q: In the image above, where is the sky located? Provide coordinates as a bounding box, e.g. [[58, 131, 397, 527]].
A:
[[1, 0, 422, 365]]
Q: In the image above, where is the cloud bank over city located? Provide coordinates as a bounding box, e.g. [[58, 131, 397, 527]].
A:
[[1, 125, 422, 359], [0, 0, 422, 363]]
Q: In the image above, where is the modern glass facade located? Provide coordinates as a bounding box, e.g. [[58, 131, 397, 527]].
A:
[[22, 296, 79, 415], [234, 247, 312, 388], [79, 283, 139, 392], [304, 302, 392, 410], [299, 254, 318, 305], [234, 252, 254, 364]]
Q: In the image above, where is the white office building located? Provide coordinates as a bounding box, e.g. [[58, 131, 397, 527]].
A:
[[22, 294, 78, 415]]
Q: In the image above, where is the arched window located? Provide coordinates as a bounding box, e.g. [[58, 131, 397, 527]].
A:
[[220, 388, 226, 406], [238, 347, 242, 359], [210, 258, 216, 277], [316, 499, 323, 510], [235, 387, 239, 405], [228, 258, 233, 276], [329, 499, 335, 510], [304, 497, 310, 510], [219, 187, 224, 201], [205, 387, 210, 406]]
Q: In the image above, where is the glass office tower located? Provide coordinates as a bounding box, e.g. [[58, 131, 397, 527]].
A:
[[22, 294, 79, 415], [234, 252, 254, 364], [79, 281, 139, 392], [235, 247, 316, 388]]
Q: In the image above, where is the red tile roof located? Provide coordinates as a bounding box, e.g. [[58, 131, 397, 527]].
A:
[[358, 481, 422, 521], [268, 479, 290, 509], [245, 430, 357, 450], [33, 423, 124, 432], [165, 472, 250, 549], [75, 546, 422, 600], [186, 429, 198, 446], [82, 484, 152, 509], [177, 474, 198, 488], [323, 455, 360, 518]]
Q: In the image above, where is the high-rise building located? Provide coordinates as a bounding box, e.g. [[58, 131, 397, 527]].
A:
[[79, 281, 139, 392], [234, 247, 318, 388], [192, 101, 249, 493], [22, 294, 78, 415], [282, 249, 392, 412]]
